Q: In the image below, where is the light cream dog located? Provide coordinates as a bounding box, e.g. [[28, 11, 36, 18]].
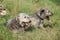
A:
[[7, 13, 31, 33]]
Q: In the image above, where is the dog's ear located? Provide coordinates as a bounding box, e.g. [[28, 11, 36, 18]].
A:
[[16, 15, 20, 20], [40, 9, 45, 15], [37, 9, 45, 16], [39, 9, 45, 19]]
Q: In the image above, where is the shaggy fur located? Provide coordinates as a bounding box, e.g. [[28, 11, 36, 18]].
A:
[[30, 8, 53, 28], [7, 13, 31, 33]]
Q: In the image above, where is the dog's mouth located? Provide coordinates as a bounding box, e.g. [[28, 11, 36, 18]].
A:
[[45, 16, 50, 20], [22, 22, 30, 26]]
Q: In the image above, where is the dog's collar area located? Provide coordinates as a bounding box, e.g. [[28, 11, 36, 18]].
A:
[[36, 13, 44, 20]]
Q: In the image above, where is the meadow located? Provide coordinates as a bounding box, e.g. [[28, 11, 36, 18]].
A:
[[0, 0, 60, 40]]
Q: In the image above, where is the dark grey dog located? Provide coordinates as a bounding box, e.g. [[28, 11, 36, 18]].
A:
[[7, 13, 31, 33], [30, 8, 53, 28]]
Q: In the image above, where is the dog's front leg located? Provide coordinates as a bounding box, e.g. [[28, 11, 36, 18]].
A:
[[38, 20, 44, 28]]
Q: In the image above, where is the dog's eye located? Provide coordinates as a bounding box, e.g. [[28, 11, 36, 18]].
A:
[[24, 16, 26, 18]]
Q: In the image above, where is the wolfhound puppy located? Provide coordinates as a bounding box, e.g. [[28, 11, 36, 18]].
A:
[[7, 13, 31, 33], [30, 8, 53, 28]]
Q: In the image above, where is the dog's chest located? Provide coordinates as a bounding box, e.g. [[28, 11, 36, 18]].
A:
[[31, 17, 40, 25]]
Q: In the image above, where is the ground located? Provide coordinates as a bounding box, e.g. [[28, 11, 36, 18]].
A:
[[0, 0, 60, 40]]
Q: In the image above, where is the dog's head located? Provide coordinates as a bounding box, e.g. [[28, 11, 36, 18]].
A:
[[37, 8, 53, 20], [16, 13, 31, 28], [41, 8, 53, 16], [0, 6, 7, 15]]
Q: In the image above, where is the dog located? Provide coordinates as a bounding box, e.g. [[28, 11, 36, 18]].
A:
[[0, 6, 7, 16], [30, 8, 53, 28], [7, 13, 31, 33]]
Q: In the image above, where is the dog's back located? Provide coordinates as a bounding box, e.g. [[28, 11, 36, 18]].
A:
[[7, 18, 22, 33]]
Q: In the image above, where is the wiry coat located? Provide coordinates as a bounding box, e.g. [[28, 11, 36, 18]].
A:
[[30, 8, 53, 28], [7, 18, 23, 33], [7, 13, 31, 33]]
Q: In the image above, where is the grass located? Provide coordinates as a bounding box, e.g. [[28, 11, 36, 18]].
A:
[[0, 0, 60, 40]]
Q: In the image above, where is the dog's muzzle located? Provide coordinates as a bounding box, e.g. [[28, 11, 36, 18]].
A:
[[22, 20, 31, 26]]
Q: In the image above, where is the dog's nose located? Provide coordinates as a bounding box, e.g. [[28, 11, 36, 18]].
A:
[[29, 20, 31, 23]]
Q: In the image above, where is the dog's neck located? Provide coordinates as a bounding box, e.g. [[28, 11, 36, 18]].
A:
[[36, 13, 44, 20]]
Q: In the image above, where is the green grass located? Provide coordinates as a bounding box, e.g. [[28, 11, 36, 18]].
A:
[[0, 0, 60, 40]]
